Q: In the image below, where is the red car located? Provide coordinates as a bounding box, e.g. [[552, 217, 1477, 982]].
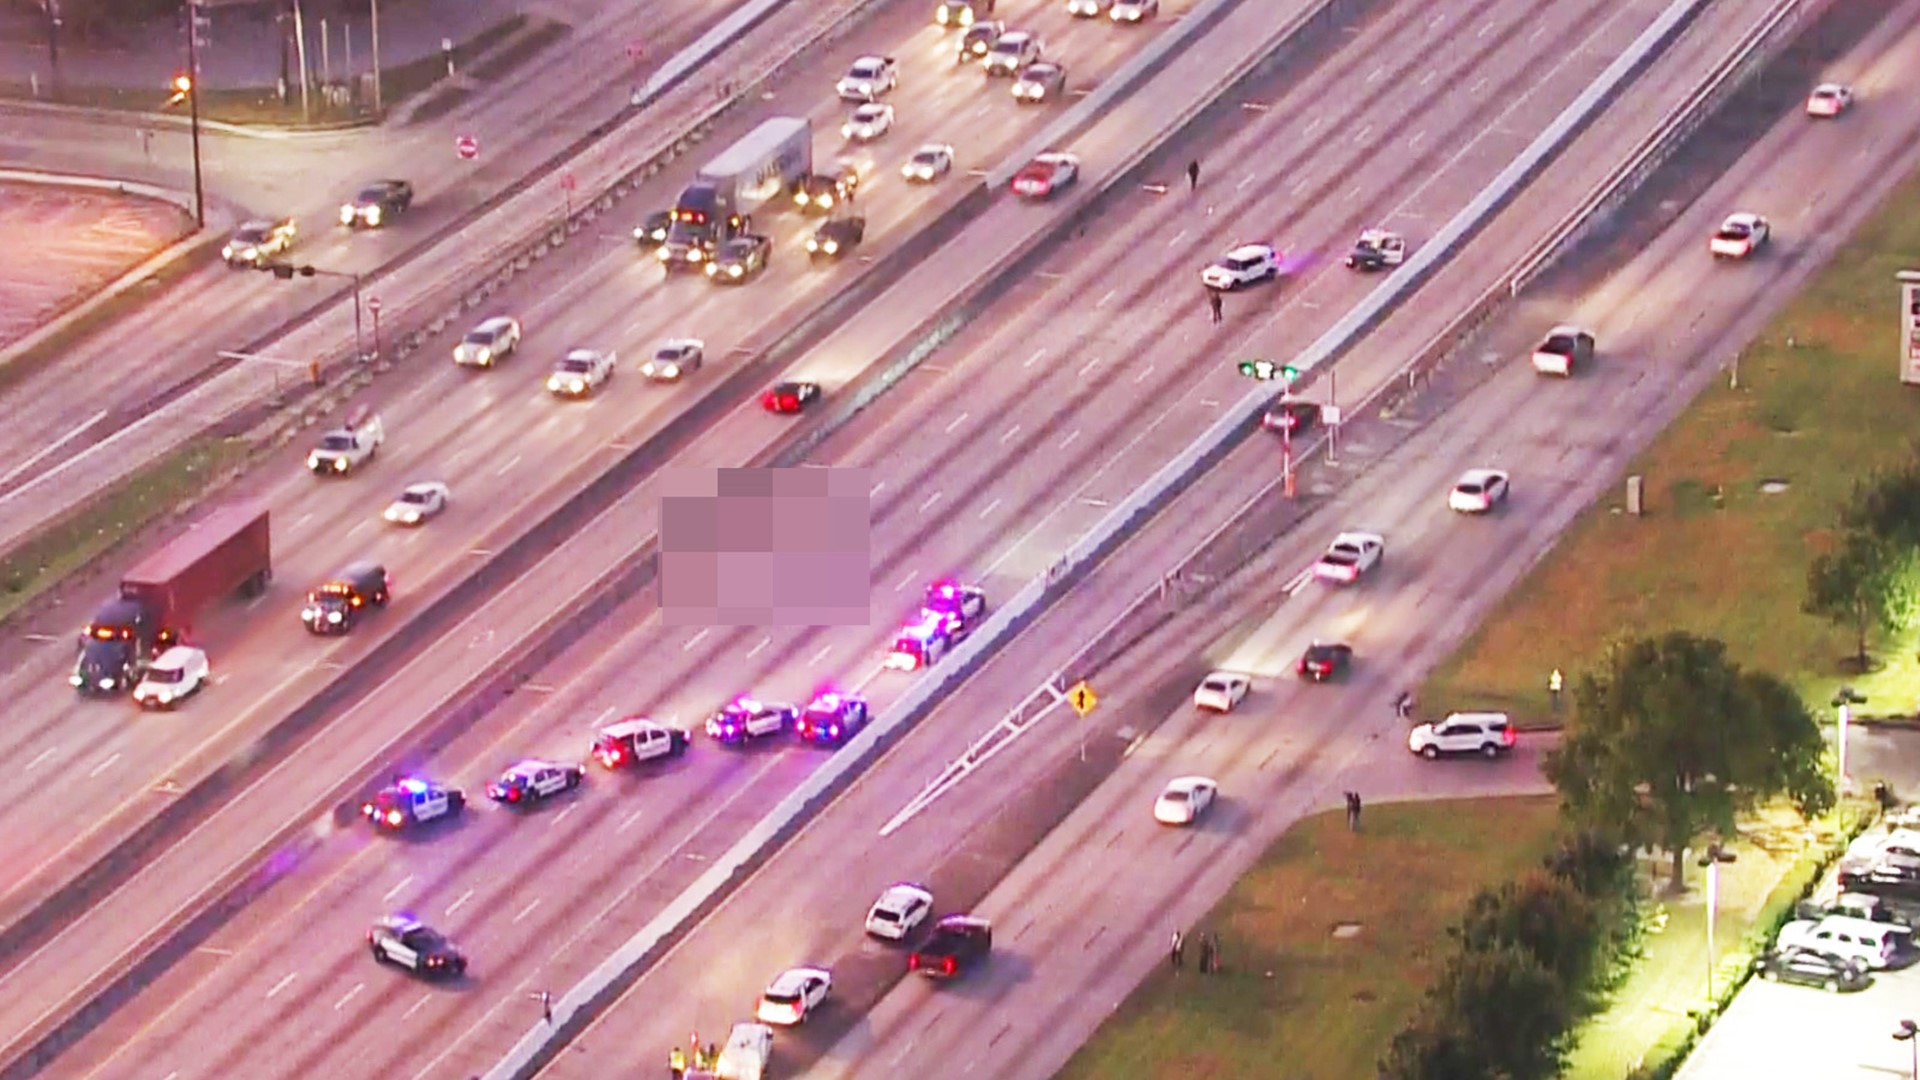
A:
[[1010, 152, 1080, 200], [761, 380, 822, 413]]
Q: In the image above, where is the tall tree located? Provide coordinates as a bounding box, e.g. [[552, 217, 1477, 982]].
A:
[[1545, 632, 1834, 889], [1805, 529, 1920, 669], [1379, 945, 1572, 1080], [1450, 870, 1598, 989]]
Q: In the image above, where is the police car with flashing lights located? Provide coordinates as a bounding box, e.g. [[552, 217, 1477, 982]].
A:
[[369, 914, 466, 977], [592, 718, 690, 769], [796, 692, 870, 746], [362, 775, 466, 830], [886, 609, 969, 671], [923, 581, 987, 620], [485, 759, 584, 805], [706, 696, 799, 744]]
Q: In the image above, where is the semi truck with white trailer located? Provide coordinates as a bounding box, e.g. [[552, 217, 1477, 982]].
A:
[[661, 117, 813, 270]]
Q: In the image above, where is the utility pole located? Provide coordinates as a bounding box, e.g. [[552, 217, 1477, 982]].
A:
[[369, 0, 384, 115], [183, 1, 206, 228], [44, 0, 62, 99], [292, 0, 311, 121]]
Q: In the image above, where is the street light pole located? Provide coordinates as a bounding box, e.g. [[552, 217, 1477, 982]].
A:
[[1894, 1019, 1917, 1080], [183, 2, 206, 228], [45, 0, 61, 99], [260, 262, 366, 362], [1699, 843, 1737, 1003], [368, 0, 383, 115]]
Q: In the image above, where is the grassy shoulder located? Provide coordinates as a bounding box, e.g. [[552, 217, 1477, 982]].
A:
[[1422, 166, 1920, 729], [1056, 796, 1561, 1080], [0, 435, 251, 625]]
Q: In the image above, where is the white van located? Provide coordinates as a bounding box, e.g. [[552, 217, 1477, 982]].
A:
[[713, 1021, 772, 1080], [1777, 915, 1903, 970]]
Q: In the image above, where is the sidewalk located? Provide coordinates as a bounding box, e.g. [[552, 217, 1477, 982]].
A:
[[0, 0, 515, 100]]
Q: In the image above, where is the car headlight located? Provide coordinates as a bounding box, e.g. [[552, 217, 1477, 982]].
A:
[[334, 459, 348, 472], [403, 510, 420, 522], [661, 363, 679, 378], [656, 246, 670, 262], [824, 240, 839, 254], [689, 248, 703, 262], [806, 239, 819, 252], [221, 245, 234, 259], [327, 611, 344, 623], [475, 348, 491, 362], [366, 206, 382, 224], [339, 205, 355, 224], [308, 454, 321, 468], [99, 678, 114, 690], [729, 265, 743, 277]]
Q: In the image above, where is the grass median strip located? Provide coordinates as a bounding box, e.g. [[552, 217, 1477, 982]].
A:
[[0, 435, 251, 625], [1056, 796, 1561, 1080], [1422, 167, 1920, 729]]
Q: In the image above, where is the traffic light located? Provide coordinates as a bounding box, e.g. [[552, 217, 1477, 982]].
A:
[[167, 74, 191, 106], [1237, 360, 1300, 382], [265, 263, 318, 280]]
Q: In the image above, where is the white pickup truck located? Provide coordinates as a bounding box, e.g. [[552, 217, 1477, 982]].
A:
[[308, 410, 385, 476]]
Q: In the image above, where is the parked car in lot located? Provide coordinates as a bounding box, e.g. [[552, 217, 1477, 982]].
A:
[[1753, 946, 1870, 992]]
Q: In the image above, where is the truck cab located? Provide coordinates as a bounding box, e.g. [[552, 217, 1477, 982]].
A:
[[659, 184, 747, 271], [308, 409, 385, 475], [71, 600, 165, 695], [301, 561, 391, 635]]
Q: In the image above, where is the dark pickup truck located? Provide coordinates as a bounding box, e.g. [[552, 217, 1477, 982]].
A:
[[909, 915, 992, 978]]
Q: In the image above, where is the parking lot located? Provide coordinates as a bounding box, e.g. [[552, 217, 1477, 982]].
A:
[[1676, 950, 1920, 1079], [0, 182, 191, 350]]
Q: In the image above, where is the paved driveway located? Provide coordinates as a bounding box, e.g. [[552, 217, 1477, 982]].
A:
[[0, 182, 189, 350]]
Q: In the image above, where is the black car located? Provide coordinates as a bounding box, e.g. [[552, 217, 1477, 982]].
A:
[[956, 20, 1005, 63], [369, 915, 467, 978], [762, 380, 822, 414], [910, 915, 992, 978], [795, 168, 859, 214], [1261, 397, 1321, 435], [706, 234, 772, 284], [340, 179, 413, 228], [633, 210, 671, 250], [807, 217, 866, 262], [1754, 946, 1869, 992], [300, 561, 391, 635], [1297, 642, 1352, 682]]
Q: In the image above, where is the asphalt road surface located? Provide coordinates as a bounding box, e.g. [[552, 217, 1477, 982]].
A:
[[0, 0, 749, 494], [515, 2, 1920, 1078], [0, 183, 189, 349], [20, 0, 1710, 1075], [0, 0, 1203, 1070]]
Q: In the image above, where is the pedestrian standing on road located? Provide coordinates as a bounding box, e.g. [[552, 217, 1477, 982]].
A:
[[1197, 933, 1215, 974], [1394, 691, 1413, 721], [706, 1041, 719, 1067], [1345, 791, 1359, 832], [539, 990, 553, 1024], [669, 1045, 687, 1079], [1207, 289, 1223, 325], [1170, 929, 1186, 972], [1187, 159, 1201, 191]]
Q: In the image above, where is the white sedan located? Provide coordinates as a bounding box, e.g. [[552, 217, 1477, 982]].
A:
[[865, 882, 935, 941], [842, 103, 895, 143], [383, 481, 451, 525], [1448, 469, 1509, 513], [1201, 243, 1282, 290], [1709, 212, 1770, 259], [1313, 531, 1385, 583], [1806, 82, 1854, 117], [132, 645, 210, 710], [641, 339, 704, 381], [1154, 776, 1218, 825], [902, 144, 954, 183], [755, 966, 832, 1026], [1110, 0, 1157, 20], [546, 348, 615, 397], [1193, 671, 1251, 713], [835, 55, 897, 101]]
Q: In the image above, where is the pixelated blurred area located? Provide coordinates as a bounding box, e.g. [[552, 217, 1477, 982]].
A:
[[660, 467, 872, 626]]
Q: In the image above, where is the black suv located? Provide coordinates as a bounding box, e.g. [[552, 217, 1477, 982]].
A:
[[340, 179, 414, 228], [909, 914, 992, 978], [300, 561, 391, 635], [706, 234, 772, 284], [1753, 946, 1869, 992], [807, 217, 867, 262]]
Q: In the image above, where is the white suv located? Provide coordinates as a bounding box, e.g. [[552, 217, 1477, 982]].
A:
[[1201, 243, 1281, 290], [1408, 712, 1516, 759]]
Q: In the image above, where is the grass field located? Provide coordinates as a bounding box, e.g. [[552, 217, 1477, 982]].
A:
[[1421, 166, 1920, 729], [0, 435, 251, 625], [1055, 796, 1562, 1080]]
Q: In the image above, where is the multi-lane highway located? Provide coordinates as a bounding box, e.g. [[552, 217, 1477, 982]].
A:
[[535, 0, 1903, 1077], [17, 0, 1772, 1076], [0, 0, 1201, 1068], [0, 0, 806, 494]]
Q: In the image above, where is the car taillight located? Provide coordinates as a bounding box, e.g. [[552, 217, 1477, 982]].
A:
[[361, 802, 374, 817], [943, 957, 956, 975], [909, 954, 921, 970], [1503, 727, 1517, 745]]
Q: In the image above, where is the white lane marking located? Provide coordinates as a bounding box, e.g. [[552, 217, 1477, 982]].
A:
[[977, 498, 1001, 521], [1470, 76, 1488, 94], [1290, 176, 1312, 196], [1165, 228, 1188, 248], [403, 994, 433, 1020], [1023, 347, 1046, 368], [1528, 22, 1546, 42], [1096, 289, 1116, 308], [943, 412, 969, 434], [1133, 364, 1156, 385], [999, 424, 1021, 445], [446, 888, 474, 916], [1237, 173, 1256, 191], [88, 752, 121, 779], [1060, 429, 1081, 450], [0, 408, 107, 490], [894, 571, 917, 592], [591, 705, 617, 728], [1365, 65, 1384, 84], [1304, 117, 1324, 138], [383, 875, 415, 902], [1409, 129, 1427, 150], [1352, 123, 1373, 144], [266, 973, 297, 999], [495, 454, 522, 476], [810, 644, 834, 666], [682, 629, 710, 651], [294, 512, 314, 529], [617, 808, 646, 832], [1078, 357, 1100, 379], [1477, 21, 1494, 38], [918, 492, 944, 514], [1427, 12, 1444, 28], [1419, 69, 1437, 87], [870, 480, 886, 498], [26, 747, 55, 771], [746, 636, 771, 659], [551, 805, 576, 828], [513, 898, 543, 924], [345, 520, 370, 540], [334, 982, 364, 1010], [198, 946, 234, 957]]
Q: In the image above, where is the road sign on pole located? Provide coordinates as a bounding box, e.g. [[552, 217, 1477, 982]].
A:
[[560, 172, 577, 192], [1066, 681, 1098, 717], [455, 134, 479, 160], [367, 295, 381, 314]]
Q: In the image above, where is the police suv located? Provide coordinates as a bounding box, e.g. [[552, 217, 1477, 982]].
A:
[[362, 775, 465, 830], [369, 914, 467, 978], [486, 759, 585, 805], [706, 696, 799, 744], [592, 718, 691, 769]]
